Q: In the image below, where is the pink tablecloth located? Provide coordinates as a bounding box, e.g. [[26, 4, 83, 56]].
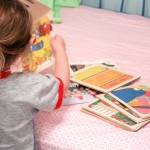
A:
[[35, 6, 150, 150]]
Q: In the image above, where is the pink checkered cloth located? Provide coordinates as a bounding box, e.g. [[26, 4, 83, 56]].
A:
[[35, 6, 150, 150]]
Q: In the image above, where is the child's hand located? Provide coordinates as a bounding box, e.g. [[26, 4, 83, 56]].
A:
[[51, 35, 66, 55]]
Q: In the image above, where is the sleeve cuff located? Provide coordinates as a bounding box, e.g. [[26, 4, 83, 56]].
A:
[[55, 77, 64, 109]]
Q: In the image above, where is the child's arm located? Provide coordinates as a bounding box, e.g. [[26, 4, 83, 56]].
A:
[[51, 35, 70, 91]]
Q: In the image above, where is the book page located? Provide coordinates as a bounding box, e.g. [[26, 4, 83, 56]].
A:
[[97, 94, 147, 123], [63, 82, 100, 105], [71, 64, 140, 93], [63, 59, 120, 105], [109, 83, 150, 118], [69, 59, 120, 73], [82, 99, 149, 131]]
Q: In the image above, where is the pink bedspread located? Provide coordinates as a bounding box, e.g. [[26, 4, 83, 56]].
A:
[[35, 6, 150, 150]]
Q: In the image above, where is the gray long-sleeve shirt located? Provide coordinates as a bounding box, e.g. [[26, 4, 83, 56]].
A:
[[0, 72, 61, 150]]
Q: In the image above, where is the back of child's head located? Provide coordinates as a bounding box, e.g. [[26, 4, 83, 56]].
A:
[[0, 0, 33, 71]]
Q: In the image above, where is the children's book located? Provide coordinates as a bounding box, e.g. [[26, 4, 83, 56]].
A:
[[96, 94, 148, 123], [63, 59, 120, 105], [107, 83, 150, 119], [69, 59, 120, 74], [63, 82, 101, 105], [81, 98, 150, 131], [70, 64, 140, 93]]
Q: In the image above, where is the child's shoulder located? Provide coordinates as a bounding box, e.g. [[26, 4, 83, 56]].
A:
[[9, 72, 56, 84]]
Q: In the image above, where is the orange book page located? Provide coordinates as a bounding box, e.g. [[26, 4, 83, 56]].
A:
[[82, 69, 126, 86], [101, 75, 133, 89]]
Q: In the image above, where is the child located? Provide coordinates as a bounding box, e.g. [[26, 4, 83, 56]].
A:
[[0, 0, 70, 150]]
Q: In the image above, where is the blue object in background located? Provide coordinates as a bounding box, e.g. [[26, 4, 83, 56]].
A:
[[81, 0, 150, 17], [81, 0, 100, 8]]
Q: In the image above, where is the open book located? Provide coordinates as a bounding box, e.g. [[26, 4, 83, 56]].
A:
[[96, 94, 149, 123], [63, 59, 120, 105], [81, 98, 150, 131], [106, 83, 150, 119], [71, 64, 140, 93], [69, 59, 120, 74]]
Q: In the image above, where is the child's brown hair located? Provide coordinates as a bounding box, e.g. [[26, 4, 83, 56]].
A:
[[0, 0, 33, 71]]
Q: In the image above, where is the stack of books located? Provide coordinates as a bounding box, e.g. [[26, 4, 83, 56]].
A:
[[64, 59, 150, 131]]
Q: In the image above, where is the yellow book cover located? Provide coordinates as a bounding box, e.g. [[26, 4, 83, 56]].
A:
[[22, 17, 54, 72]]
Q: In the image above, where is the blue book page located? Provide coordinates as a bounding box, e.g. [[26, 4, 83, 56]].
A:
[[111, 84, 150, 115]]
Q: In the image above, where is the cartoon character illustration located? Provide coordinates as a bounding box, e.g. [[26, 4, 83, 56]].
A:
[[31, 40, 44, 51], [22, 17, 53, 72], [111, 85, 150, 114]]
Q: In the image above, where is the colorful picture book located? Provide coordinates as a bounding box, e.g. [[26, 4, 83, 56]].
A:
[[63, 59, 120, 105], [69, 59, 120, 74], [81, 98, 150, 131], [96, 94, 148, 123], [63, 82, 100, 105], [70, 64, 140, 93], [22, 16, 54, 72], [106, 83, 150, 119]]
